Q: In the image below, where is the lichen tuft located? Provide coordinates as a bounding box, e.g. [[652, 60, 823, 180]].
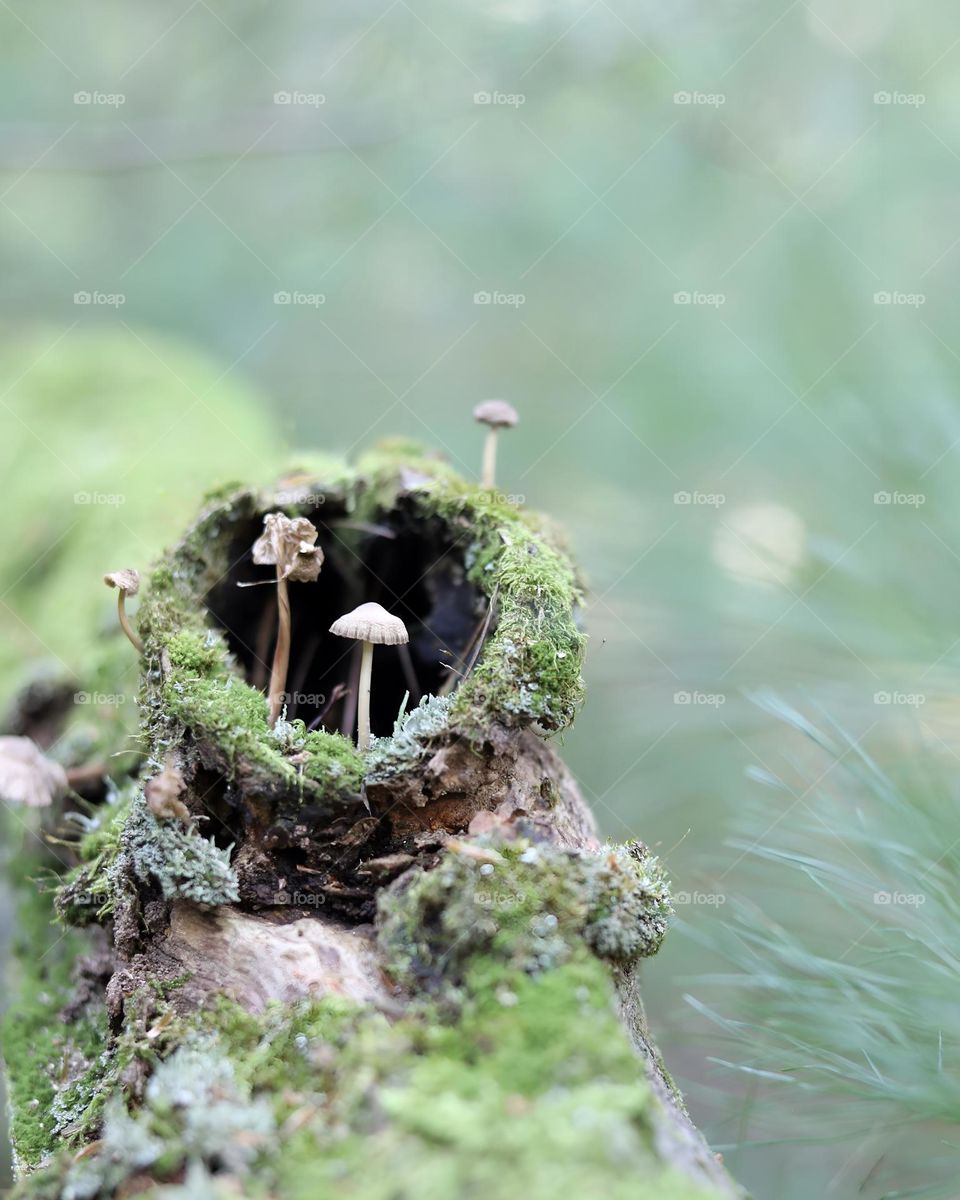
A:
[[121, 792, 239, 906], [377, 837, 671, 1004]]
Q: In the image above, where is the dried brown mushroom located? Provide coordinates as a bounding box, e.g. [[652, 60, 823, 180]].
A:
[[0, 736, 68, 808], [104, 569, 143, 653], [145, 763, 191, 824], [473, 399, 518, 490], [244, 513, 324, 726], [329, 602, 409, 751]]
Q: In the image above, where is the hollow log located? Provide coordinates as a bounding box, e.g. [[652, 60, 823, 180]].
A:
[[1, 442, 744, 1199]]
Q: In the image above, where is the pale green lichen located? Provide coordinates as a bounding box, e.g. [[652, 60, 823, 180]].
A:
[[54, 781, 239, 920], [581, 843, 673, 960], [365, 693, 454, 781], [121, 793, 239, 906], [377, 837, 672, 1004], [59, 1036, 274, 1200]]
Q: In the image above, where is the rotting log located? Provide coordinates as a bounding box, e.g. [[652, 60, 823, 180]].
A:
[[0, 440, 745, 1200]]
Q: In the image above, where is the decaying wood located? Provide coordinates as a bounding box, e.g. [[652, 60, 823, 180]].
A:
[[1, 458, 744, 1200]]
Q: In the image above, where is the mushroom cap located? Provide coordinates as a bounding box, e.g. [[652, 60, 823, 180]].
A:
[[104, 568, 140, 596], [473, 399, 518, 429], [251, 513, 324, 583], [0, 736, 68, 808], [329, 602, 409, 646]]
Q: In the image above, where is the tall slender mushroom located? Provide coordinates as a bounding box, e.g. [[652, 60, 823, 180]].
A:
[[244, 513, 323, 727], [329, 602, 409, 751], [473, 399, 518, 490], [104, 569, 143, 653]]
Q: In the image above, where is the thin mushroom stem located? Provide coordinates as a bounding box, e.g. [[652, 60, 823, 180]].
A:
[[357, 640, 374, 751], [481, 428, 499, 489], [268, 567, 291, 727], [117, 591, 144, 654]]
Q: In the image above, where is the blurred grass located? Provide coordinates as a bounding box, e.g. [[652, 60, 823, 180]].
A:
[[4, 1, 960, 1195]]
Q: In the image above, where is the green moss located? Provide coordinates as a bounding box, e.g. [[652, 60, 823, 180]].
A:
[[355, 446, 588, 732], [55, 785, 134, 924], [0, 862, 104, 1167], [6, 920, 704, 1200], [199, 955, 715, 1200], [377, 837, 671, 1003], [407, 476, 587, 731], [163, 629, 226, 676], [239, 969, 713, 1200], [127, 438, 585, 828], [300, 728, 366, 792], [137, 542, 365, 806]]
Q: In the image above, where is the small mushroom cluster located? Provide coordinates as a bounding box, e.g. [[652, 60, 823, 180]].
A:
[[235, 512, 412, 746], [103, 402, 520, 749]]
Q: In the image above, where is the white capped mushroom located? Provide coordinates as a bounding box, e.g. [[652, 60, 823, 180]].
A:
[[329, 602, 409, 751], [473, 399, 518, 490]]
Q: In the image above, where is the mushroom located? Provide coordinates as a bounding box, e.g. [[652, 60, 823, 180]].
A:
[[473, 399, 518, 490], [329, 602, 409, 751], [0, 736, 68, 808], [145, 763, 191, 824], [244, 513, 324, 727], [104, 569, 143, 653]]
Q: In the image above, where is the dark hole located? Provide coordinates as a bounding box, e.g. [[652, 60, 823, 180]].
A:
[[204, 500, 485, 737]]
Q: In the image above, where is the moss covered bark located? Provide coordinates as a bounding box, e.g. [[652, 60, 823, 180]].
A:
[[1, 439, 744, 1200]]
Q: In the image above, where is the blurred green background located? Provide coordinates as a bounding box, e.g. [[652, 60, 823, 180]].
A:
[[4, 1, 960, 1196]]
